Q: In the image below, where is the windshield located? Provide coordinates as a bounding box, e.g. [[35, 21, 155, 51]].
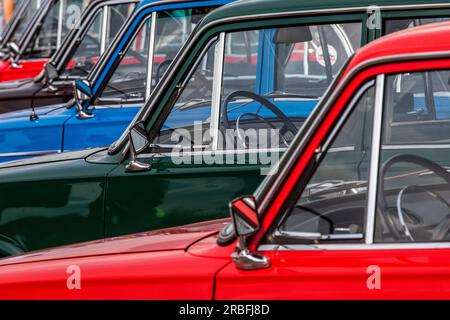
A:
[[60, 2, 136, 79], [22, 0, 87, 59]]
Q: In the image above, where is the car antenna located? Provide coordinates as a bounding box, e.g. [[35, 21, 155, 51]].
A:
[[29, 105, 39, 121]]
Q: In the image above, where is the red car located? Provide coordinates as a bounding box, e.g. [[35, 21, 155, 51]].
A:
[[3, 17, 450, 301]]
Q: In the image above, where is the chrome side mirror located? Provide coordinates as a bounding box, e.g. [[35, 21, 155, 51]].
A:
[[44, 62, 58, 82], [125, 121, 152, 172], [73, 79, 94, 119], [230, 195, 270, 270], [7, 42, 21, 68], [43, 62, 59, 92]]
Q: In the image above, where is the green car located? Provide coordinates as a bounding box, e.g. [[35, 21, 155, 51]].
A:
[[2, 0, 450, 256]]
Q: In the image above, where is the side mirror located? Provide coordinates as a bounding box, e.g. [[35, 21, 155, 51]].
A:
[[73, 79, 94, 119], [7, 42, 21, 68], [44, 62, 58, 82], [7, 42, 19, 56], [229, 195, 271, 270], [125, 121, 152, 172]]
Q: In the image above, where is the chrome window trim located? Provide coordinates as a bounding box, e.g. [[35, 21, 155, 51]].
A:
[[365, 74, 385, 244], [382, 144, 450, 149], [0, 150, 61, 158], [56, 0, 64, 49], [210, 32, 225, 151], [136, 147, 287, 159], [145, 11, 157, 100], [258, 242, 450, 251], [100, 5, 109, 53]]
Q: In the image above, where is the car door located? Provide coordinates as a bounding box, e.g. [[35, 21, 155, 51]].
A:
[[215, 70, 450, 299], [103, 19, 364, 238]]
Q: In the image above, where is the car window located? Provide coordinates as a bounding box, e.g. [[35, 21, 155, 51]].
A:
[[61, 3, 136, 79], [153, 22, 362, 152], [384, 17, 450, 35], [23, 0, 86, 59], [218, 23, 361, 150], [277, 84, 375, 243], [376, 70, 450, 243], [383, 70, 450, 145], [95, 7, 211, 105]]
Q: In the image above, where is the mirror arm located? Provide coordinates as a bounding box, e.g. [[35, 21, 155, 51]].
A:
[[230, 196, 271, 271], [125, 122, 152, 173], [9, 57, 21, 69], [125, 139, 152, 172], [75, 100, 95, 119]]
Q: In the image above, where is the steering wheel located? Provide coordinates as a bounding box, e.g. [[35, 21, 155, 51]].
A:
[[379, 154, 450, 241], [221, 90, 298, 147]]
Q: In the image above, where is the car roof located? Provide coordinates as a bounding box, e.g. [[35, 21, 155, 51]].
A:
[[346, 20, 450, 73], [199, 0, 450, 28]]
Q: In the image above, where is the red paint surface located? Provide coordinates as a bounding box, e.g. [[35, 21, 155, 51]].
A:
[[0, 59, 47, 82]]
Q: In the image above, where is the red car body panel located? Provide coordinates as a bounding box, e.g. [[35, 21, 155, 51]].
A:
[[0, 219, 230, 267], [2, 22, 450, 300], [0, 219, 232, 299], [215, 249, 450, 300], [0, 59, 47, 82], [0, 249, 230, 299]]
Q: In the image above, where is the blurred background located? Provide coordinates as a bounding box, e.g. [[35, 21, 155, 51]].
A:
[[1, 0, 19, 32]]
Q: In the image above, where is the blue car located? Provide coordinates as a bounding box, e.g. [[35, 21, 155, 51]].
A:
[[0, 0, 232, 163]]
